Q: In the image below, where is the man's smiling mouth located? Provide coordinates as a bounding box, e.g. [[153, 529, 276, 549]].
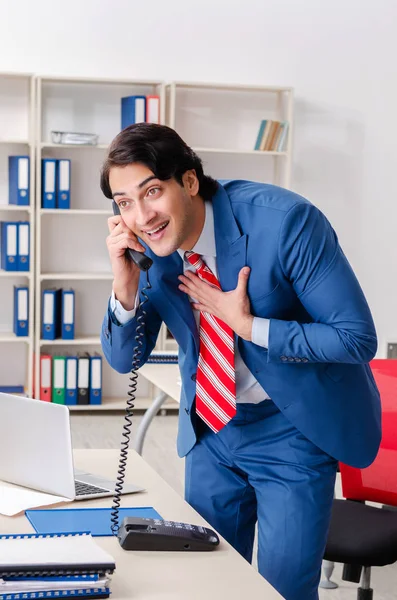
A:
[[143, 221, 169, 236]]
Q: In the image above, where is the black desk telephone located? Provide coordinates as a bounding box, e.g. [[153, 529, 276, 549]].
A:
[[118, 518, 219, 551], [110, 201, 220, 552]]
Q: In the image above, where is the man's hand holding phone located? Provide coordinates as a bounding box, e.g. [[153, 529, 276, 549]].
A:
[[106, 214, 145, 310]]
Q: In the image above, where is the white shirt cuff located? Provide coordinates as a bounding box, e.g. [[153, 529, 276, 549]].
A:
[[251, 317, 270, 348], [110, 290, 139, 325]]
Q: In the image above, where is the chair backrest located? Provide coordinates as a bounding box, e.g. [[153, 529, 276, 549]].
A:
[[340, 359, 397, 505]]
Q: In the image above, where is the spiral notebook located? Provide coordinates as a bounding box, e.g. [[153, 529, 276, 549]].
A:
[[0, 532, 114, 599]]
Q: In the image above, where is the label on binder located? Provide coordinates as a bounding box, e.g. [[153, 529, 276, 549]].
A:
[[59, 160, 70, 190], [135, 97, 146, 123], [43, 294, 54, 324], [19, 223, 29, 255], [63, 294, 74, 324], [54, 360, 65, 388], [41, 358, 51, 387], [45, 161, 56, 193], [18, 157, 29, 190], [18, 289, 28, 320], [66, 359, 77, 388], [7, 225, 17, 256]]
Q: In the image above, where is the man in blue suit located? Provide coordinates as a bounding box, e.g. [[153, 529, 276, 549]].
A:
[[100, 123, 380, 599]]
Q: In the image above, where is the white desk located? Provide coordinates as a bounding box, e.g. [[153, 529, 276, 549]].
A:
[[136, 358, 180, 455], [0, 450, 282, 599]]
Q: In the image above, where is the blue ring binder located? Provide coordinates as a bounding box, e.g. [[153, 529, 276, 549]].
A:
[[0, 532, 90, 540]]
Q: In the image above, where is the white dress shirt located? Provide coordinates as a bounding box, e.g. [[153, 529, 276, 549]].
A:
[[110, 202, 271, 403]]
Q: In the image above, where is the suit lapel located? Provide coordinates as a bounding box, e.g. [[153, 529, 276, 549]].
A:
[[212, 183, 247, 292]]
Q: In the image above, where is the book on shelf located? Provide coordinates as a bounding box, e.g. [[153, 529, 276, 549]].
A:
[[254, 120, 289, 152]]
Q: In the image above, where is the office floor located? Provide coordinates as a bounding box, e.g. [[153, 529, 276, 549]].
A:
[[71, 412, 396, 599]]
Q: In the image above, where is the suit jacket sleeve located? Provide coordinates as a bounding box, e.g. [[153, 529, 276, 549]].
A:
[[268, 202, 377, 364], [101, 281, 163, 374]]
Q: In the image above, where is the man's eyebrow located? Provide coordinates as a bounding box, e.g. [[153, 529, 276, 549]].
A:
[[112, 176, 158, 199], [138, 175, 158, 189]]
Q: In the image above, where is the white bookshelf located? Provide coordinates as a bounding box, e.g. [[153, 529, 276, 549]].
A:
[[34, 75, 168, 411], [3, 75, 295, 413], [166, 80, 294, 189], [0, 72, 35, 397]]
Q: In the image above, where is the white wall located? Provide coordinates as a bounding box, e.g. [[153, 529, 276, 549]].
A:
[[0, 0, 395, 356]]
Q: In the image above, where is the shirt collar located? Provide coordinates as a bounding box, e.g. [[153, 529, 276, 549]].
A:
[[178, 201, 216, 260]]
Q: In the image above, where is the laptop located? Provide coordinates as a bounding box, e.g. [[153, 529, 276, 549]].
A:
[[0, 392, 144, 500]]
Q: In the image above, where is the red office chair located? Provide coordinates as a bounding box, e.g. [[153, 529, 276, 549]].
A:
[[324, 359, 397, 599]]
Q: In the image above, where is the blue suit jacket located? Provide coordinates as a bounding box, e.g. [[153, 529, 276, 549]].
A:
[[101, 180, 381, 468]]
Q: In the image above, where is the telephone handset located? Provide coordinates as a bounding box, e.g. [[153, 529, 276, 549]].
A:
[[112, 200, 153, 271]]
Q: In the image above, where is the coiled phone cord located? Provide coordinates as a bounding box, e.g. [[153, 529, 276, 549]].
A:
[[110, 271, 152, 535]]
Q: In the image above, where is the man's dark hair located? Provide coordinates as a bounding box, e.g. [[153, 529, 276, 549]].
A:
[[100, 123, 218, 201]]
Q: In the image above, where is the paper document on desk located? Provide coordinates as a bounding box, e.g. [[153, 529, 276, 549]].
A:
[[0, 480, 69, 516]]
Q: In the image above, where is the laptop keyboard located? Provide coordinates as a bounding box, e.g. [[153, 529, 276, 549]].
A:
[[74, 480, 110, 496]]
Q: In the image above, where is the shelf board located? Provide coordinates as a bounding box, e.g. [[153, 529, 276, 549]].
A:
[[68, 395, 179, 412], [41, 142, 109, 150], [40, 336, 100, 346], [40, 209, 111, 216], [0, 333, 31, 343], [40, 273, 113, 281], [0, 139, 30, 145], [193, 147, 288, 156], [0, 270, 31, 278], [169, 81, 293, 93], [0, 205, 32, 212], [40, 75, 163, 86]]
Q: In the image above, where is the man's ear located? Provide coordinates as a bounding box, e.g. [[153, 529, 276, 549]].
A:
[[183, 170, 199, 197]]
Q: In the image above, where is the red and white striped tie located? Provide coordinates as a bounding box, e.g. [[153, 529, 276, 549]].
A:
[[185, 251, 236, 432]]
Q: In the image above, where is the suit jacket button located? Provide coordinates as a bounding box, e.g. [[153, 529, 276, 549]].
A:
[[184, 408, 190, 415], [280, 356, 287, 362], [302, 358, 309, 363], [295, 357, 301, 363], [191, 373, 196, 381], [288, 357, 295, 362]]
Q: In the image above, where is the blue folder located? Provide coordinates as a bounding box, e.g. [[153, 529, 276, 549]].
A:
[[8, 155, 30, 205], [65, 356, 78, 405], [57, 158, 71, 209], [13, 285, 29, 336], [121, 95, 146, 130], [42, 158, 57, 208], [25, 506, 162, 537], [0, 221, 18, 271], [61, 289, 75, 339], [42, 288, 62, 339]]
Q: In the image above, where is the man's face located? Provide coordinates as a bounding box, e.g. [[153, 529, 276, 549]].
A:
[[109, 163, 204, 256]]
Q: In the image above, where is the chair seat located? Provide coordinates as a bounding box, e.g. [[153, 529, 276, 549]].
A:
[[325, 499, 397, 567]]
